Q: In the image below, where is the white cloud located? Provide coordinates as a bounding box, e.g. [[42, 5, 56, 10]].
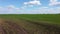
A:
[[7, 5, 15, 10], [25, 7, 60, 14], [6, 5, 15, 12], [7, 5, 21, 12], [15, 8, 21, 11], [0, 5, 21, 14], [49, 0, 60, 6], [0, 5, 60, 14], [21, 6, 27, 9], [17, 7, 60, 14], [24, 0, 41, 6]]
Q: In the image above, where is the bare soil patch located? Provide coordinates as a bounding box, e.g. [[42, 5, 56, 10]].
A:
[[0, 19, 28, 34]]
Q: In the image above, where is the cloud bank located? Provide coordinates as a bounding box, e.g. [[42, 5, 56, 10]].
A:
[[49, 0, 60, 6], [0, 5, 21, 14], [0, 5, 60, 14]]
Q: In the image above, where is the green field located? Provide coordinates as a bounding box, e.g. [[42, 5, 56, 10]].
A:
[[0, 14, 60, 24], [0, 14, 60, 34]]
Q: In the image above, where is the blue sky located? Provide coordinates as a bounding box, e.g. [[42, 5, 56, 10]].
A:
[[0, 0, 60, 14]]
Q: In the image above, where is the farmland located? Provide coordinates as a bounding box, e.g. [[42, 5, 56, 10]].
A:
[[0, 14, 60, 34], [0, 14, 60, 24]]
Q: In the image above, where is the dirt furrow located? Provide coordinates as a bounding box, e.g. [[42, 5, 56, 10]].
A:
[[5, 21, 28, 34], [0, 19, 28, 34], [0, 26, 5, 34]]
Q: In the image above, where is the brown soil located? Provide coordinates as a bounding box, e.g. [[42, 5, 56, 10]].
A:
[[0, 18, 60, 34], [0, 19, 28, 34]]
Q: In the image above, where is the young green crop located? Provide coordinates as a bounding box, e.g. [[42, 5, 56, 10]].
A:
[[0, 14, 60, 24]]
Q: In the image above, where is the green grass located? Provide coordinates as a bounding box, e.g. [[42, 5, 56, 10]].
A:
[[0, 14, 60, 24]]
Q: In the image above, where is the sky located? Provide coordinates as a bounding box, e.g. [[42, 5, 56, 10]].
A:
[[0, 0, 60, 14]]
